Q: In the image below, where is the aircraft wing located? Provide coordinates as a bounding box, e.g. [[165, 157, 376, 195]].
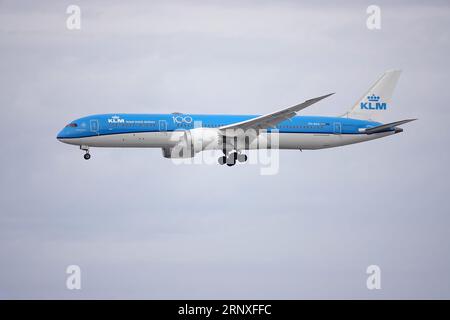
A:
[[219, 93, 334, 132]]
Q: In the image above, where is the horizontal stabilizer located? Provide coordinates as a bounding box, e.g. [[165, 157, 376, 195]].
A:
[[364, 119, 417, 134]]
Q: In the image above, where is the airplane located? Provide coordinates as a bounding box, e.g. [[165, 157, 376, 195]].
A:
[[57, 70, 416, 166]]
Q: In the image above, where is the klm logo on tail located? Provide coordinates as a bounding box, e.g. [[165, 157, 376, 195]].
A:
[[360, 94, 387, 110]]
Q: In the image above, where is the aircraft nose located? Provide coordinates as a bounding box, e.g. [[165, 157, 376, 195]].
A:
[[56, 128, 69, 141]]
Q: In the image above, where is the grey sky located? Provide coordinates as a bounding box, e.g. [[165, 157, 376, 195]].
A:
[[0, 0, 449, 299]]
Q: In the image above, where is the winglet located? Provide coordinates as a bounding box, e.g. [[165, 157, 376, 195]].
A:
[[287, 92, 335, 112], [308, 92, 335, 104]]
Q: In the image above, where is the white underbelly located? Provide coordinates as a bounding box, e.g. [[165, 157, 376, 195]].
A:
[[60, 131, 184, 148], [275, 132, 393, 150]]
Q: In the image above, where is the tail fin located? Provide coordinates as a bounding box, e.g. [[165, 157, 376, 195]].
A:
[[344, 70, 401, 120]]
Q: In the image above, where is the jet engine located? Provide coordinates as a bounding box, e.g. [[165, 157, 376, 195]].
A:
[[162, 128, 220, 158]]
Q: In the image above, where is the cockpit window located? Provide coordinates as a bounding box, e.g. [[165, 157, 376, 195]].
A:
[[66, 123, 78, 128]]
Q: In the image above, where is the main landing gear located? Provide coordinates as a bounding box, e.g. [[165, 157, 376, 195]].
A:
[[80, 145, 91, 160], [218, 151, 248, 166]]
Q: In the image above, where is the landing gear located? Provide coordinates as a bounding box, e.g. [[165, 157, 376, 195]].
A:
[[218, 135, 248, 166], [237, 153, 248, 163], [226, 154, 236, 166], [218, 151, 247, 166], [218, 155, 226, 165], [80, 145, 91, 160]]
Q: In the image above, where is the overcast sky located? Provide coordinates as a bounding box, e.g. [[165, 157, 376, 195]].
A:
[[0, 0, 449, 299]]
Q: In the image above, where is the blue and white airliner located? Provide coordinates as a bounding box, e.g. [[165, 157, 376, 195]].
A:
[[57, 70, 415, 166]]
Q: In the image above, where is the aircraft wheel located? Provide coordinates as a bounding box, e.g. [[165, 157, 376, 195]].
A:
[[84, 153, 91, 160], [237, 153, 247, 162], [218, 156, 226, 165], [230, 152, 238, 161], [226, 156, 236, 166]]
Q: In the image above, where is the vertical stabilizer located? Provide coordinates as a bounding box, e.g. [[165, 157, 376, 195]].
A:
[[345, 70, 401, 120]]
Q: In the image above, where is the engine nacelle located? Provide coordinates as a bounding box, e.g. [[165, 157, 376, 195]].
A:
[[162, 128, 220, 158]]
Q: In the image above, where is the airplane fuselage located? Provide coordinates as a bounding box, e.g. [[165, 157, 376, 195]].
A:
[[57, 113, 395, 151]]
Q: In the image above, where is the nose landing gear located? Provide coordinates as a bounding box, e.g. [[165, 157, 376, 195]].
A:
[[80, 145, 91, 160]]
